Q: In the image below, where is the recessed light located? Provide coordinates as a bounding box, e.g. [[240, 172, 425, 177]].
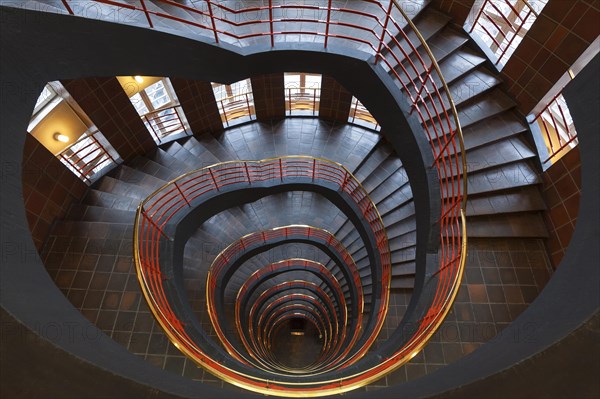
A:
[[53, 132, 69, 143], [134, 75, 144, 84]]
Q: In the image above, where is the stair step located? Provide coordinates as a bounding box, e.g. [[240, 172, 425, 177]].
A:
[[391, 276, 415, 290], [360, 156, 403, 193], [94, 176, 153, 201], [386, 8, 452, 75], [354, 142, 394, 182], [377, 184, 414, 218], [370, 168, 410, 205], [391, 245, 416, 265], [391, 262, 416, 277], [163, 141, 206, 170], [109, 164, 166, 191], [83, 189, 138, 212], [466, 186, 546, 216], [420, 67, 503, 118], [128, 155, 180, 181], [147, 148, 191, 174], [466, 213, 548, 238], [441, 136, 537, 179], [66, 204, 136, 224], [425, 89, 517, 139], [459, 161, 541, 197], [180, 136, 222, 165], [463, 111, 529, 151]]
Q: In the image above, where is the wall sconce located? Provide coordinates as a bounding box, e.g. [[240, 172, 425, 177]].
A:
[[53, 132, 69, 143], [133, 75, 144, 84]]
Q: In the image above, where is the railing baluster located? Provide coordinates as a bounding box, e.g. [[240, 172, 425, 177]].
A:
[[206, 0, 219, 43], [61, 0, 74, 14], [139, 0, 154, 28], [375, 0, 394, 65], [324, 0, 333, 49], [269, 0, 274, 47]]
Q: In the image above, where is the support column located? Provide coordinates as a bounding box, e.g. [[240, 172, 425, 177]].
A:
[[22, 134, 88, 250], [61, 77, 155, 161], [318, 75, 352, 122], [170, 78, 224, 137], [251, 73, 286, 121]]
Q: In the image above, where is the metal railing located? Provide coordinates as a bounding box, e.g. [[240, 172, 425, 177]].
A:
[[58, 130, 117, 184], [285, 87, 320, 116], [468, 0, 546, 66], [216, 92, 255, 127], [134, 156, 393, 394], [142, 105, 187, 143], [206, 228, 366, 374], [40, 0, 469, 395], [532, 90, 578, 165]]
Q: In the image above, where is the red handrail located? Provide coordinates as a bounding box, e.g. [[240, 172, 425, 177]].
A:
[[21, 0, 461, 394], [210, 235, 361, 373]]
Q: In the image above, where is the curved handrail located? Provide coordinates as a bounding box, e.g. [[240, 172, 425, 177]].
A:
[[134, 156, 394, 395], [39, 0, 470, 395], [207, 229, 363, 374]]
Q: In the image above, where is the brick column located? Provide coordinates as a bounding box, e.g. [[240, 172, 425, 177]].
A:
[[542, 147, 581, 269], [431, 0, 477, 26], [251, 73, 286, 121], [61, 77, 155, 161], [502, 1, 599, 113], [22, 135, 88, 250], [318, 75, 352, 122], [170, 78, 224, 137]]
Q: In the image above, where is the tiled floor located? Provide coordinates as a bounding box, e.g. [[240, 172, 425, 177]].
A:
[[363, 237, 553, 390], [39, 110, 553, 392]]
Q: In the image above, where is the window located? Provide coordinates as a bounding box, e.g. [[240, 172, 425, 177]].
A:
[[284, 73, 322, 116], [528, 40, 598, 169], [125, 77, 190, 144], [58, 130, 121, 184], [466, 0, 549, 68], [348, 96, 380, 131], [212, 78, 255, 127], [29, 82, 121, 184]]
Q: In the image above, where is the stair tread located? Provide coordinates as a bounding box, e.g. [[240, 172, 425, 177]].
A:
[[466, 213, 548, 238], [66, 204, 136, 224], [466, 186, 546, 216]]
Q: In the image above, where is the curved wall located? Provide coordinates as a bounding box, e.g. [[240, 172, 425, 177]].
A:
[[0, 6, 435, 398], [1, 5, 597, 399]]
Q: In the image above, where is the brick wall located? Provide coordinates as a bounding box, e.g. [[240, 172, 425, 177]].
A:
[[431, 0, 476, 26], [61, 77, 155, 161], [318, 75, 352, 122], [22, 135, 88, 250], [502, 1, 599, 114], [542, 147, 581, 268], [170, 78, 223, 137], [251, 73, 286, 121]]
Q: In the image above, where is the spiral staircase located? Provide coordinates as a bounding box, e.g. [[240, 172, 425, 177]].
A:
[[1, 1, 598, 398]]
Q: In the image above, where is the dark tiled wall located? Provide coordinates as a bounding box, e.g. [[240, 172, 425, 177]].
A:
[[251, 73, 286, 121], [542, 147, 581, 268], [61, 77, 156, 161], [318, 75, 352, 122], [502, 1, 599, 113], [431, 0, 476, 26], [22, 135, 87, 250], [170, 78, 224, 137]]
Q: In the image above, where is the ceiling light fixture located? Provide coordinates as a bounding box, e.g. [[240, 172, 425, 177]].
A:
[[53, 132, 69, 143], [134, 75, 144, 84]]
